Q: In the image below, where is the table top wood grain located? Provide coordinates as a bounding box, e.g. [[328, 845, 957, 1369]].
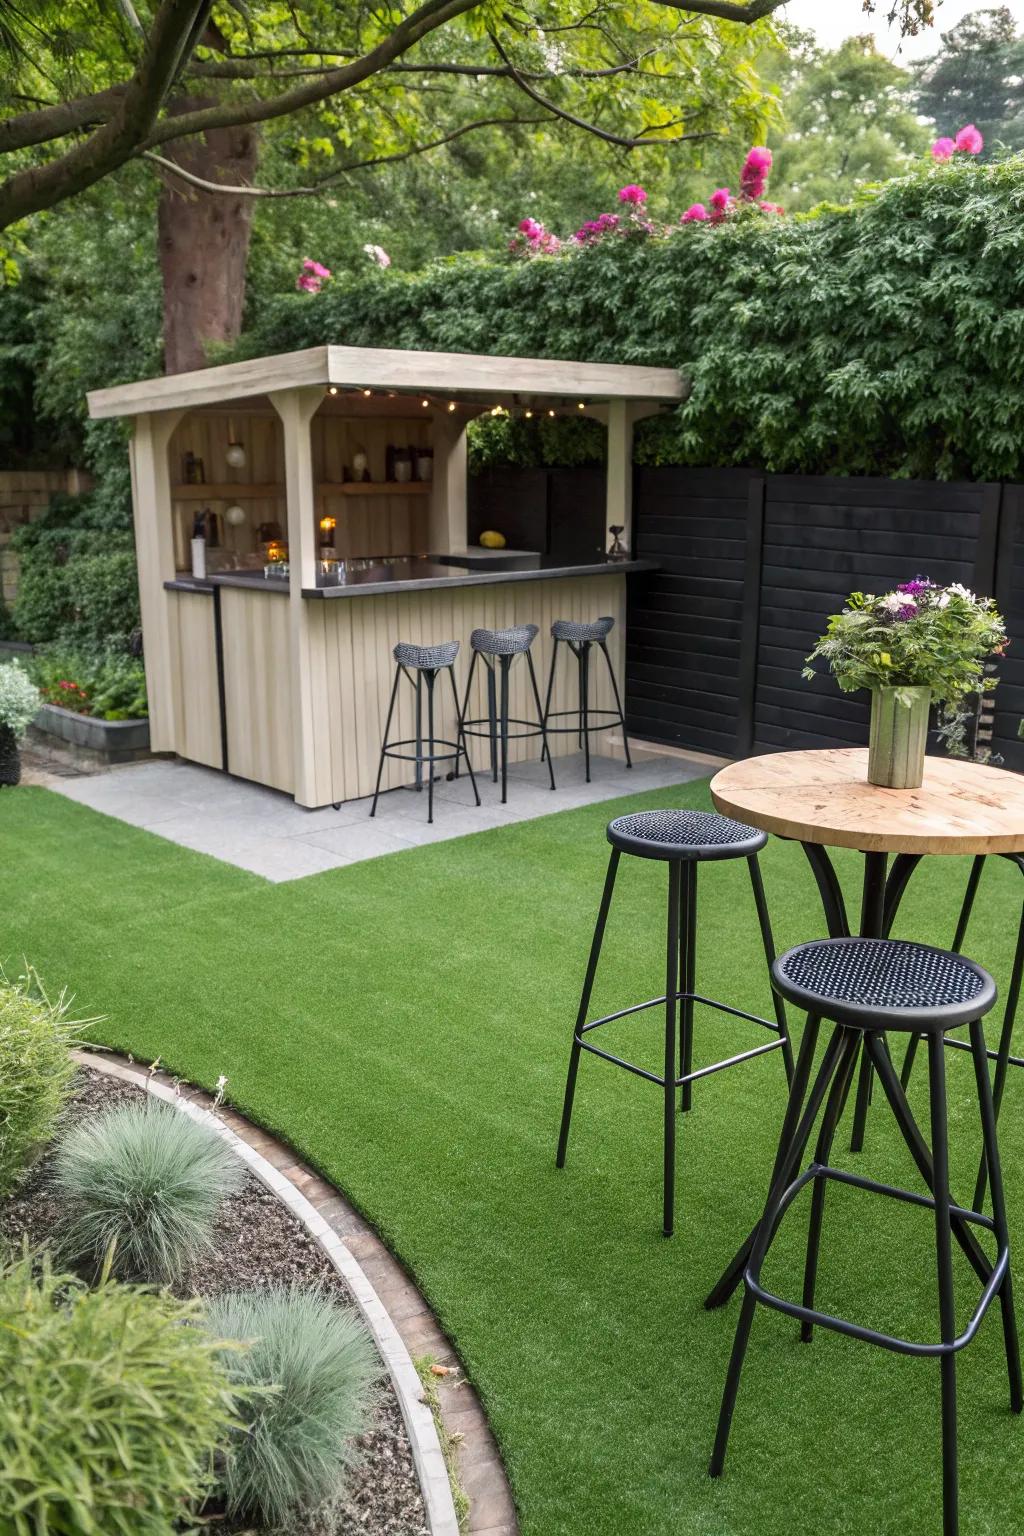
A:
[[710, 748, 1024, 855]]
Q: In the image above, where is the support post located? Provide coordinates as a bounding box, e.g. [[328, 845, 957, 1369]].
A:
[[129, 409, 185, 753], [270, 386, 327, 807], [430, 412, 468, 553], [605, 399, 634, 557]]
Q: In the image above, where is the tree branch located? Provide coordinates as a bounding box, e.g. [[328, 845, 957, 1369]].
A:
[[0, 0, 212, 229], [320, 113, 549, 178], [647, 0, 783, 19], [489, 33, 715, 148], [0, 84, 129, 153]]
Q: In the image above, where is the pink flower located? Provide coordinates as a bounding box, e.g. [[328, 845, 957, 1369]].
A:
[[710, 187, 731, 212], [362, 243, 391, 268], [744, 146, 773, 174], [302, 258, 332, 279], [296, 273, 322, 293], [618, 184, 647, 205], [758, 201, 785, 215], [681, 203, 709, 222], [518, 217, 543, 239], [931, 136, 956, 161], [955, 123, 984, 155]]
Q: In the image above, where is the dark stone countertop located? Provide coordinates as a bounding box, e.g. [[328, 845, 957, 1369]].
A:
[[164, 556, 657, 600]]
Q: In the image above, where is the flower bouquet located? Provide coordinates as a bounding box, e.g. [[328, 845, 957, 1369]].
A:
[[804, 579, 1007, 788]]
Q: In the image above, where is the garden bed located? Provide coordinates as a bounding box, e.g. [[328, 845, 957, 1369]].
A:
[[2, 1064, 429, 1536], [31, 702, 150, 762]]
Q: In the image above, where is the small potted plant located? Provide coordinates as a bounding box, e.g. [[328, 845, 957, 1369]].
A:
[[804, 579, 1007, 789], [0, 659, 42, 787]]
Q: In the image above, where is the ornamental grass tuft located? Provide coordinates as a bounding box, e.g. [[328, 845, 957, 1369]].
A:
[[0, 967, 84, 1195], [53, 1099, 243, 1284], [206, 1287, 380, 1530], [0, 1248, 240, 1536]]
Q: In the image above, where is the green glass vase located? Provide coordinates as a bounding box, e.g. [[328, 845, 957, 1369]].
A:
[[867, 686, 931, 789]]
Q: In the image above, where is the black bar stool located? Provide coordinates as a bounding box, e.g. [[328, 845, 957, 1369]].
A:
[[460, 625, 555, 804], [556, 809, 794, 1236], [710, 936, 1023, 1536], [541, 616, 631, 782], [369, 640, 479, 824]]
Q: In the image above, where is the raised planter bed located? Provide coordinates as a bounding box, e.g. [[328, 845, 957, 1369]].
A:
[[32, 702, 150, 763]]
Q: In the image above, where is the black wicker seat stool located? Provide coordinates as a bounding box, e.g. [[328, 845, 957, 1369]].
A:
[[369, 640, 479, 824], [710, 937, 1023, 1536], [541, 616, 630, 783], [460, 625, 555, 803], [556, 809, 794, 1236]]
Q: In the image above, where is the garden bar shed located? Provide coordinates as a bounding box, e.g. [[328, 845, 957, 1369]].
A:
[[88, 345, 682, 808]]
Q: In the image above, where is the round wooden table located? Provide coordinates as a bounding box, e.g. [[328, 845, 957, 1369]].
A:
[[705, 746, 1024, 1311]]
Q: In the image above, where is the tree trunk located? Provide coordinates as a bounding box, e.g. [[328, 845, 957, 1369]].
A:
[[157, 100, 259, 375]]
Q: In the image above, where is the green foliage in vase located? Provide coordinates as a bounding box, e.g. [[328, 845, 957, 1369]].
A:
[[206, 1287, 379, 1531], [0, 967, 83, 1194], [804, 578, 1007, 705], [53, 1100, 244, 1285], [0, 1248, 240, 1536]]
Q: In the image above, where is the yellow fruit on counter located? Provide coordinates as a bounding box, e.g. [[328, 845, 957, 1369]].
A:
[[479, 530, 507, 549]]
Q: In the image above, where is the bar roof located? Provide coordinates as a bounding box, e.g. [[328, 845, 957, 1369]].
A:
[[87, 343, 683, 419]]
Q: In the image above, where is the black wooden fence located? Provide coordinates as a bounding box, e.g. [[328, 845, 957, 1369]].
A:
[[627, 468, 1024, 769]]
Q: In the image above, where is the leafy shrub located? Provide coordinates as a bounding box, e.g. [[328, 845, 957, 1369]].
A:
[[0, 1248, 239, 1536], [11, 494, 139, 648], [53, 1101, 243, 1284], [468, 411, 605, 473], [0, 969, 79, 1195], [0, 659, 40, 740], [206, 1287, 379, 1529], [238, 156, 1024, 483], [32, 644, 147, 720]]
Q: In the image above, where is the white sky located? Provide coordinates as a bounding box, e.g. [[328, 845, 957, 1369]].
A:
[[780, 0, 1024, 59]]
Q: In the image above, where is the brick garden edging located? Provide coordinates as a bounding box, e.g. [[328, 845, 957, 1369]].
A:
[[73, 1050, 518, 1536]]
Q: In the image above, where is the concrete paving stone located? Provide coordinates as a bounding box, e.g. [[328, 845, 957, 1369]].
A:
[[458, 1462, 518, 1530], [344, 1231, 382, 1261], [213, 840, 348, 883], [293, 819, 420, 861]]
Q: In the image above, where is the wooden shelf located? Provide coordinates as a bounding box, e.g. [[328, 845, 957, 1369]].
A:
[[318, 481, 432, 496], [172, 483, 283, 499]]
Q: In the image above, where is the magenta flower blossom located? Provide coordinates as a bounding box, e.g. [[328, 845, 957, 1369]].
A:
[[955, 123, 984, 155], [896, 604, 919, 622], [618, 184, 647, 205], [740, 146, 772, 202], [898, 578, 933, 596], [302, 258, 332, 279], [758, 201, 785, 215], [931, 137, 956, 161], [744, 146, 773, 174], [518, 217, 543, 239], [709, 187, 731, 212], [681, 203, 709, 222], [296, 273, 322, 293]]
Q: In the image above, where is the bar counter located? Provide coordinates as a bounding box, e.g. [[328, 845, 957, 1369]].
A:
[[161, 557, 655, 808]]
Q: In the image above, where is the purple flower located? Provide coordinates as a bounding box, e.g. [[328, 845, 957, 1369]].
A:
[[896, 604, 918, 621], [897, 578, 933, 596]]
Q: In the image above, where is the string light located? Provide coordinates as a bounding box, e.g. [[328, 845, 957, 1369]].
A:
[[524, 409, 533, 419], [447, 401, 457, 413], [548, 408, 556, 418], [421, 399, 430, 408], [362, 388, 372, 397], [327, 386, 339, 396], [578, 401, 586, 411]]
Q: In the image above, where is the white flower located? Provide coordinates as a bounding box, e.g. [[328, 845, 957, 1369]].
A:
[[363, 243, 391, 269], [935, 590, 950, 608], [946, 582, 975, 603], [879, 592, 905, 613]]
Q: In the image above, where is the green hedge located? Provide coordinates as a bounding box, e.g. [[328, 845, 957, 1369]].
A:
[[239, 159, 1024, 482]]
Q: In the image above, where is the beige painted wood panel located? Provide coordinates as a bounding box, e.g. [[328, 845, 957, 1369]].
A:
[[711, 748, 1024, 855], [220, 587, 294, 793], [167, 591, 222, 769], [313, 573, 627, 806]]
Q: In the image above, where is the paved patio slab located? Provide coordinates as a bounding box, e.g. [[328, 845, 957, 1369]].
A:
[[48, 746, 716, 882]]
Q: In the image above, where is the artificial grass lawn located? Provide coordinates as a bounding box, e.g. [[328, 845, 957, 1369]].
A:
[[3, 778, 1024, 1535]]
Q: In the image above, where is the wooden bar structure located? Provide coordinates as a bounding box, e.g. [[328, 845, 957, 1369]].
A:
[[89, 345, 682, 808]]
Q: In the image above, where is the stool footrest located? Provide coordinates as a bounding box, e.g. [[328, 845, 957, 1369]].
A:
[[542, 705, 620, 736], [576, 990, 787, 1087], [746, 1162, 1007, 1358], [461, 715, 549, 743], [378, 736, 465, 765]]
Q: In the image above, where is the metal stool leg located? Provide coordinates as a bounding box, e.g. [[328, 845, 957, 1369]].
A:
[[580, 642, 591, 783], [902, 854, 986, 1088], [710, 1023, 847, 1474], [526, 649, 556, 790], [679, 862, 697, 1114], [556, 849, 621, 1168], [425, 669, 437, 824], [414, 670, 424, 792], [449, 664, 480, 807], [664, 859, 681, 1235], [499, 654, 511, 805], [598, 637, 632, 769], [485, 662, 498, 783], [541, 639, 559, 764], [927, 1032, 959, 1536], [968, 1018, 1024, 1413], [800, 1029, 860, 1341], [748, 854, 794, 1083], [974, 898, 1024, 1210], [369, 666, 402, 818]]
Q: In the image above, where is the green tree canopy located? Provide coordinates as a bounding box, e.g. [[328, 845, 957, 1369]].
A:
[[912, 5, 1024, 152]]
